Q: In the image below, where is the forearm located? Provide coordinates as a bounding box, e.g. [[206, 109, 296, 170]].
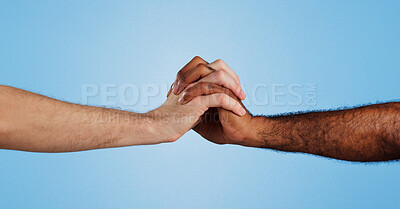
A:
[[0, 85, 162, 152], [247, 102, 400, 162]]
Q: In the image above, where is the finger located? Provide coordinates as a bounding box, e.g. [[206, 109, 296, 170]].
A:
[[208, 59, 241, 86], [197, 70, 246, 100], [208, 59, 246, 99], [168, 56, 207, 98], [167, 83, 173, 97], [174, 63, 214, 94], [176, 71, 245, 100], [188, 93, 246, 116], [179, 82, 236, 104], [172, 56, 208, 91]]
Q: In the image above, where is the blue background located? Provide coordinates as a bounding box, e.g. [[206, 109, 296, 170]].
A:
[[1, 0, 400, 208]]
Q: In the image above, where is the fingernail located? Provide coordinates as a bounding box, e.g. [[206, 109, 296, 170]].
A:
[[179, 98, 186, 104], [178, 95, 185, 104], [172, 82, 176, 92]]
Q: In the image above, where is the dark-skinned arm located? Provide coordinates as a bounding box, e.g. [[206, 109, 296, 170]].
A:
[[172, 57, 400, 162], [248, 102, 400, 162]]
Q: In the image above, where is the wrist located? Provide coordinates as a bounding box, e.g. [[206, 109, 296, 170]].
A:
[[122, 111, 166, 146], [143, 108, 179, 143], [240, 116, 272, 148]]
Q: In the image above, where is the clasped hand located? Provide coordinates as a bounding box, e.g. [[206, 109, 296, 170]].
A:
[[148, 56, 258, 147]]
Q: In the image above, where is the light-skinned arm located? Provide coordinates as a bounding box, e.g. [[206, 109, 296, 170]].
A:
[[0, 83, 245, 152]]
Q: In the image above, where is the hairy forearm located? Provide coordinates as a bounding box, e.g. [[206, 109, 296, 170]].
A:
[[0, 85, 161, 152], [249, 102, 400, 162]]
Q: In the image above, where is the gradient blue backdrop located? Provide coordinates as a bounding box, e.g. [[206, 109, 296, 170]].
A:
[[1, 0, 400, 208]]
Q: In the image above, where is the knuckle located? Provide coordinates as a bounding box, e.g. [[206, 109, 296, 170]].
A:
[[215, 59, 225, 65], [193, 56, 202, 61], [214, 70, 224, 80], [176, 70, 184, 78], [192, 56, 206, 64], [207, 83, 215, 91], [198, 82, 208, 91], [218, 94, 227, 105]]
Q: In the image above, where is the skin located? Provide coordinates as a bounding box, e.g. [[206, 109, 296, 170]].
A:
[[172, 56, 400, 162], [0, 83, 244, 152]]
